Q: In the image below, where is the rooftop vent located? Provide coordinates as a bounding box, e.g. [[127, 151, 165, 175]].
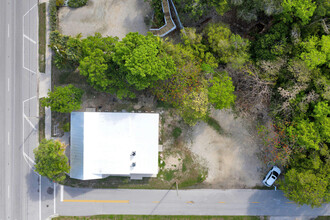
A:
[[131, 162, 136, 167], [131, 151, 136, 156]]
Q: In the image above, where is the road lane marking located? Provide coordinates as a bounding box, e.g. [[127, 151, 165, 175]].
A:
[[152, 201, 160, 203], [23, 34, 37, 44], [23, 96, 37, 103], [186, 201, 194, 204], [23, 3, 37, 17], [7, 24, 9, 38], [218, 202, 226, 203], [7, 78, 10, 91], [24, 114, 37, 130], [7, 185, 10, 198], [63, 199, 129, 203], [7, 132, 9, 145]]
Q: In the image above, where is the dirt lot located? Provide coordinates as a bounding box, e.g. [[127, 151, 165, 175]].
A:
[[186, 109, 264, 189], [58, 0, 152, 39]]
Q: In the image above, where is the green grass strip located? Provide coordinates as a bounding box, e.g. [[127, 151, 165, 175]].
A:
[[38, 3, 46, 73]]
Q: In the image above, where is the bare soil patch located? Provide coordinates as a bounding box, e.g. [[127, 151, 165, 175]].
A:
[[58, 0, 152, 39], [187, 109, 264, 189]]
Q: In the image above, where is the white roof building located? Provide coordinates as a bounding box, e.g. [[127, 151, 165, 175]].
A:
[[70, 112, 159, 180]]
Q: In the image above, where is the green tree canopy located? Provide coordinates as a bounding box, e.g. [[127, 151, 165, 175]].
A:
[[203, 23, 250, 68], [112, 32, 176, 90], [208, 72, 236, 109], [34, 139, 70, 182], [280, 167, 330, 207], [41, 84, 84, 113], [282, 0, 316, 25]]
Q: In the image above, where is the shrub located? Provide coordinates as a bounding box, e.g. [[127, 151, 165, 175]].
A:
[[62, 122, 70, 132], [56, 0, 64, 6], [67, 0, 88, 8], [172, 127, 182, 139], [49, 0, 58, 31]]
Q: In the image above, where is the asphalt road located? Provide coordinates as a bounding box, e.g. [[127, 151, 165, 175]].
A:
[[0, 0, 49, 219], [57, 186, 330, 217]]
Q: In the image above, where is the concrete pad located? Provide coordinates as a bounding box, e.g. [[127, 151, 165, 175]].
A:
[[58, 0, 152, 39]]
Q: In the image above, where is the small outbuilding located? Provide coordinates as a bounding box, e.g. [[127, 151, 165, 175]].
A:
[[70, 112, 159, 180]]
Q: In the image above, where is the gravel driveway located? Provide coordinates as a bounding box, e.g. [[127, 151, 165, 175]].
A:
[[187, 109, 264, 189], [58, 0, 152, 39]]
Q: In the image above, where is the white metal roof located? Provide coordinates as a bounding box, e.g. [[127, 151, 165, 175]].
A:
[[70, 112, 159, 180]]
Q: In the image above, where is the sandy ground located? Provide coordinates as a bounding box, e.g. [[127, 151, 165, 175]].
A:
[[58, 0, 151, 39], [187, 109, 264, 188]]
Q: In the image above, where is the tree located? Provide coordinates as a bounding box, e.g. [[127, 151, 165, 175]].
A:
[[282, 0, 316, 25], [34, 139, 70, 182], [208, 72, 236, 109], [41, 85, 84, 113], [251, 22, 290, 61], [178, 88, 209, 126], [299, 36, 327, 69], [112, 32, 176, 90], [280, 167, 330, 207], [203, 23, 250, 68]]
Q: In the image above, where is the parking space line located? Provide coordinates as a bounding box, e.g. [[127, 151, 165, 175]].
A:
[[23, 34, 36, 44], [63, 199, 129, 203]]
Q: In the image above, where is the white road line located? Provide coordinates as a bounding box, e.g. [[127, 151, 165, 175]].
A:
[[60, 185, 64, 202], [23, 114, 37, 131], [23, 95, 37, 103], [23, 3, 37, 17], [7, 24, 9, 38], [23, 34, 37, 44], [7, 78, 10, 92], [54, 183, 56, 214], [23, 66, 37, 74], [7, 185, 10, 198], [23, 152, 36, 165], [7, 132, 9, 145]]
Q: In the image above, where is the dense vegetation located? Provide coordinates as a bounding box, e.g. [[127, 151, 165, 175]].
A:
[[48, 0, 329, 207], [41, 84, 84, 113], [67, 0, 88, 8], [34, 139, 70, 182]]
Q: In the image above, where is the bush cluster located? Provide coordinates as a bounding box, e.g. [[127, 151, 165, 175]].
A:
[[49, 0, 58, 31], [67, 0, 88, 8]]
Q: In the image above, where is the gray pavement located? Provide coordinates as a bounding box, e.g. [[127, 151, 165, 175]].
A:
[[1, 0, 55, 219], [57, 186, 330, 217]]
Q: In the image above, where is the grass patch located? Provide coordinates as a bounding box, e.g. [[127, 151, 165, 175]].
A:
[[172, 127, 182, 139], [205, 116, 225, 135], [54, 215, 265, 220], [39, 98, 45, 142], [38, 3, 46, 73], [162, 169, 177, 181]]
